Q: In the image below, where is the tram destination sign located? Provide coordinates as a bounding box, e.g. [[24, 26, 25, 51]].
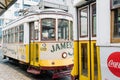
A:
[[111, 0, 120, 9]]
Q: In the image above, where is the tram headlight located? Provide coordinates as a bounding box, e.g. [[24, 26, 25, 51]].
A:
[[62, 52, 67, 58]]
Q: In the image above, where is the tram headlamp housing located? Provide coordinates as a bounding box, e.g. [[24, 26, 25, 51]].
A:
[[62, 52, 67, 58]]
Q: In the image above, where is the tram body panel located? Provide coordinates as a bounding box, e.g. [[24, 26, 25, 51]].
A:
[[2, 44, 29, 63], [29, 42, 73, 67]]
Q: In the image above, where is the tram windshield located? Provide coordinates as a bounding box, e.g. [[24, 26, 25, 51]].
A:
[[41, 18, 55, 40], [41, 18, 73, 41]]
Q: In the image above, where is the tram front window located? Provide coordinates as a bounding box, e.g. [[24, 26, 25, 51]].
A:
[[58, 19, 69, 40], [41, 18, 55, 40]]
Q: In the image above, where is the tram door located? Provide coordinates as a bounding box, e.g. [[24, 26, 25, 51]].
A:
[[29, 22, 39, 66], [78, 3, 101, 80]]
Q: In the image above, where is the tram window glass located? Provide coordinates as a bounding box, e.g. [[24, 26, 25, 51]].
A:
[[11, 28, 15, 43], [3, 31, 5, 43], [80, 7, 88, 37], [34, 21, 39, 40], [35, 29, 39, 40], [111, 8, 120, 42], [92, 4, 96, 37], [6, 30, 8, 43], [15, 27, 18, 43], [93, 43, 98, 79], [41, 18, 55, 40], [8, 29, 11, 43], [58, 19, 69, 40], [70, 21, 73, 40], [81, 43, 88, 76], [19, 25, 24, 43], [30, 22, 34, 40]]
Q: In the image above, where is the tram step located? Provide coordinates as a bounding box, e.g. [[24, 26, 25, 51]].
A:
[[27, 66, 40, 75]]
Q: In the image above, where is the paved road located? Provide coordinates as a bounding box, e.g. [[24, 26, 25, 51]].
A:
[[0, 50, 71, 80]]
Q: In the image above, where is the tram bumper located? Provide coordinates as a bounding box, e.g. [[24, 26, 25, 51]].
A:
[[52, 69, 71, 79]]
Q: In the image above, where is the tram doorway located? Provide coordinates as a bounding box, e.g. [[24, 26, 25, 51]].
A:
[[29, 22, 39, 66], [77, 3, 101, 80]]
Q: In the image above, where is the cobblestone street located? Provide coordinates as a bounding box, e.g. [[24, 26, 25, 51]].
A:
[[0, 50, 71, 80]]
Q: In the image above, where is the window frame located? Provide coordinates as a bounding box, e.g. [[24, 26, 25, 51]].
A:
[[78, 6, 88, 38], [19, 25, 24, 43], [91, 3, 96, 37], [110, 0, 120, 43]]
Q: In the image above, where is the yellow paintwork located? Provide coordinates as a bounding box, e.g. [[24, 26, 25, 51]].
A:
[[30, 42, 40, 67], [91, 41, 101, 80], [71, 41, 78, 77], [25, 44, 29, 63], [39, 58, 73, 66], [79, 41, 90, 80], [71, 40, 101, 80]]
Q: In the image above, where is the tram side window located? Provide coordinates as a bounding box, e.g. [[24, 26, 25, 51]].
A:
[[8, 29, 11, 43], [19, 25, 24, 43], [34, 21, 39, 40], [58, 19, 69, 40], [70, 21, 73, 40], [3, 31, 6, 43], [6, 30, 8, 43], [15, 27, 18, 43], [41, 18, 55, 40], [111, 8, 120, 42], [79, 7, 88, 37], [11, 28, 15, 43], [92, 4, 96, 37], [30, 21, 39, 40]]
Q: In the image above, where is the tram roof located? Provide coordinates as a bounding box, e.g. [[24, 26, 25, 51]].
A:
[[3, 8, 73, 30], [0, 0, 17, 16]]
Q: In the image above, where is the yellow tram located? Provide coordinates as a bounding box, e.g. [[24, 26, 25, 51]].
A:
[[72, 0, 120, 80], [2, 9, 73, 79], [71, 0, 101, 80]]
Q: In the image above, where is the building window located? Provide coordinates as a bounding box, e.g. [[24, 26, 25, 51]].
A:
[[0, 19, 4, 26], [111, 0, 120, 42], [32, 0, 40, 2], [14, 11, 19, 16], [79, 7, 88, 37], [14, 3, 20, 8], [23, 4, 30, 9], [41, 18, 56, 41]]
